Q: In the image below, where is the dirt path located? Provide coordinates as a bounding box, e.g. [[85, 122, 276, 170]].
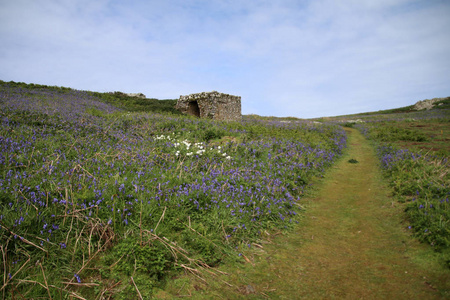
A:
[[162, 128, 450, 299]]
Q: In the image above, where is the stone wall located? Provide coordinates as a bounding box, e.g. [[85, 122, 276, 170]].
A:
[[176, 91, 241, 121]]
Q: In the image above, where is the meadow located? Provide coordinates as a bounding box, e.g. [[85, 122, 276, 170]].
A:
[[1, 80, 448, 298], [0, 81, 346, 299]]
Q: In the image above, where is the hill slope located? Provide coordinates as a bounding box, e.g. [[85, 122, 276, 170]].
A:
[[0, 80, 347, 298]]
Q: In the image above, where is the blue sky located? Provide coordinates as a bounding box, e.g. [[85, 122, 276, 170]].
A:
[[1, 0, 449, 118]]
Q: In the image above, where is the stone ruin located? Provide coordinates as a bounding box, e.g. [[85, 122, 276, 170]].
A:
[[175, 91, 241, 121]]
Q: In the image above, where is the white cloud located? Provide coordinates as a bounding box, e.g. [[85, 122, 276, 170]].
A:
[[0, 0, 449, 118]]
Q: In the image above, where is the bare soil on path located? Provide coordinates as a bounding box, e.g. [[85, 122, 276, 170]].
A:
[[161, 128, 450, 299]]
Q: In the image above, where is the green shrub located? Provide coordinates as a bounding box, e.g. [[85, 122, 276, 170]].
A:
[[372, 125, 428, 142]]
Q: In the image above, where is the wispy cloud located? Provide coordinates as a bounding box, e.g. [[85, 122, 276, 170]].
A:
[[1, 0, 449, 118]]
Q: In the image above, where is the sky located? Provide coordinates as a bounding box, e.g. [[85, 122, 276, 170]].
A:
[[1, 0, 449, 118]]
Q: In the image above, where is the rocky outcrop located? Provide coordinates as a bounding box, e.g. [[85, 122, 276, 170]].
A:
[[414, 98, 443, 110], [125, 93, 146, 99], [176, 91, 241, 121], [108, 92, 147, 99]]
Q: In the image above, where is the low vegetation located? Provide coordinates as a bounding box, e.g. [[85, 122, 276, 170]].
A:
[[0, 80, 180, 115], [0, 81, 346, 298], [1, 80, 448, 298], [89, 91, 180, 114]]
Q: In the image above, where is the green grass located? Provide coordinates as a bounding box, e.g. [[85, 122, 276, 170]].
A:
[[319, 102, 450, 270], [0, 80, 347, 299], [88, 91, 181, 114], [353, 115, 450, 267], [362, 119, 450, 157]]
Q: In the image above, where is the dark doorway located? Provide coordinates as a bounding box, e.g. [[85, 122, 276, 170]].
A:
[[187, 101, 200, 117]]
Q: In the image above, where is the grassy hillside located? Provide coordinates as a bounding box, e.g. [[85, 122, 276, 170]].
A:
[[0, 80, 180, 114], [318, 96, 450, 120], [0, 80, 346, 298], [0, 80, 448, 298]]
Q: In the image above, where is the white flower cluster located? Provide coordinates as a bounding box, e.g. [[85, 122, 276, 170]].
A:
[[177, 141, 207, 157], [216, 146, 231, 160], [155, 134, 231, 160], [154, 133, 175, 141]]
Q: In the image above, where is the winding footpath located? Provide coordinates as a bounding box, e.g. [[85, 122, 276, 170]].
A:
[[163, 128, 450, 299]]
